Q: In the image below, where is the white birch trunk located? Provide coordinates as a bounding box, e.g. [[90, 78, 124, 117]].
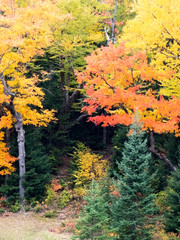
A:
[[15, 111, 26, 204]]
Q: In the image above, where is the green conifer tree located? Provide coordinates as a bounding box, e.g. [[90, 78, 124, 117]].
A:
[[23, 127, 52, 201], [110, 115, 156, 240], [164, 161, 180, 234], [73, 179, 111, 240]]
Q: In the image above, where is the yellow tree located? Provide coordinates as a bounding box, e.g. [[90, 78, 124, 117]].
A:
[[0, 0, 69, 203], [121, 0, 180, 97], [48, 0, 107, 116]]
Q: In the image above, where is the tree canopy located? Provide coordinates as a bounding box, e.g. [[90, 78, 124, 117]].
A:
[[122, 0, 180, 97]]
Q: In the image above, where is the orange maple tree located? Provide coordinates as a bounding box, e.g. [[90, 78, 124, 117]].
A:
[[0, 132, 17, 175], [76, 43, 180, 136]]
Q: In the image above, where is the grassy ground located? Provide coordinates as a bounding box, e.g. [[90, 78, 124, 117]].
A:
[[0, 212, 73, 240]]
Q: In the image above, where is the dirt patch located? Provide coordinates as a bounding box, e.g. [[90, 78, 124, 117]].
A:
[[0, 212, 73, 240]]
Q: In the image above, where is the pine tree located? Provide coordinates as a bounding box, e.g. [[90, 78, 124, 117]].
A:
[[73, 179, 111, 240], [164, 161, 180, 234], [23, 127, 52, 201], [110, 115, 156, 240], [0, 126, 52, 203]]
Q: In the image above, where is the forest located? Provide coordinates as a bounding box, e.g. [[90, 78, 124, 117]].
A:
[[0, 0, 179, 239]]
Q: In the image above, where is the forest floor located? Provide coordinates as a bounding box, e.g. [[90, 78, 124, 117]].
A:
[[0, 210, 75, 240]]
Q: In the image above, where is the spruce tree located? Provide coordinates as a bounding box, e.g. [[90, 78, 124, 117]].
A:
[[110, 115, 156, 240], [23, 127, 52, 201], [164, 162, 180, 234], [73, 179, 111, 240]]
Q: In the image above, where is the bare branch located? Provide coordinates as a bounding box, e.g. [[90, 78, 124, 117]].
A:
[[101, 75, 115, 93], [149, 130, 176, 172], [162, 25, 180, 46], [160, 48, 180, 61], [61, 83, 84, 113], [0, 62, 16, 97], [104, 26, 110, 45], [152, 13, 180, 46]]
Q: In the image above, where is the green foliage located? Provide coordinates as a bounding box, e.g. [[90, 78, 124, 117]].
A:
[[45, 188, 59, 206], [0, 208, 5, 215], [164, 163, 180, 234], [53, 0, 106, 66], [149, 133, 180, 192], [0, 126, 52, 203], [34, 204, 42, 213], [59, 190, 72, 209], [111, 125, 129, 176], [28, 52, 75, 169], [155, 191, 169, 214], [24, 127, 52, 202], [110, 114, 157, 240], [24, 205, 31, 212], [73, 179, 111, 240], [70, 121, 106, 150], [10, 201, 21, 213], [0, 173, 19, 204], [44, 210, 57, 218]]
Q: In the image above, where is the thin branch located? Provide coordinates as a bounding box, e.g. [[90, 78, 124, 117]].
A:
[[119, 103, 128, 114], [162, 25, 180, 46], [104, 0, 118, 45], [0, 62, 16, 97], [152, 13, 180, 46], [160, 48, 180, 61], [104, 27, 110, 45], [101, 75, 115, 93], [67, 113, 88, 129], [149, 130, 176, 172], [61, 83, 83, 113]]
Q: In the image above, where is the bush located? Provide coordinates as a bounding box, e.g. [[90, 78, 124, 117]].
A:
[[155, 191, 169, 213], [45, 188, 58, 206], [70, 142, 108, 194], [34, 204, 42, 213], [10, 201, 21, 213], [0, 208, 5, 215], [59, 190, 72, 209], [44, 210, 57, 218], [73, 187, 86, 198]]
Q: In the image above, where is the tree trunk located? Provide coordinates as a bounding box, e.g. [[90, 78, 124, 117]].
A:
[[1, 71, 26, 205], [15, 111, 26, 204], [2, 102, 26, 204], [4, 128, 11, 200], [104, 0, 118, 45], [103, 0, 118, 143], [103, 127, 107, 146]]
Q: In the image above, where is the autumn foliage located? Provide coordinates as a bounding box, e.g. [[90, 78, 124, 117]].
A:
[[0, 132, 17, 175], [122, 0, 180, 98], [0, 0, 70, 175], [76, 43, 180, 135], [71, 143, 108, 197]]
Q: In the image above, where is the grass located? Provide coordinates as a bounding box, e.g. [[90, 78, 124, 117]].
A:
[[0, 212, 73, 240]]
